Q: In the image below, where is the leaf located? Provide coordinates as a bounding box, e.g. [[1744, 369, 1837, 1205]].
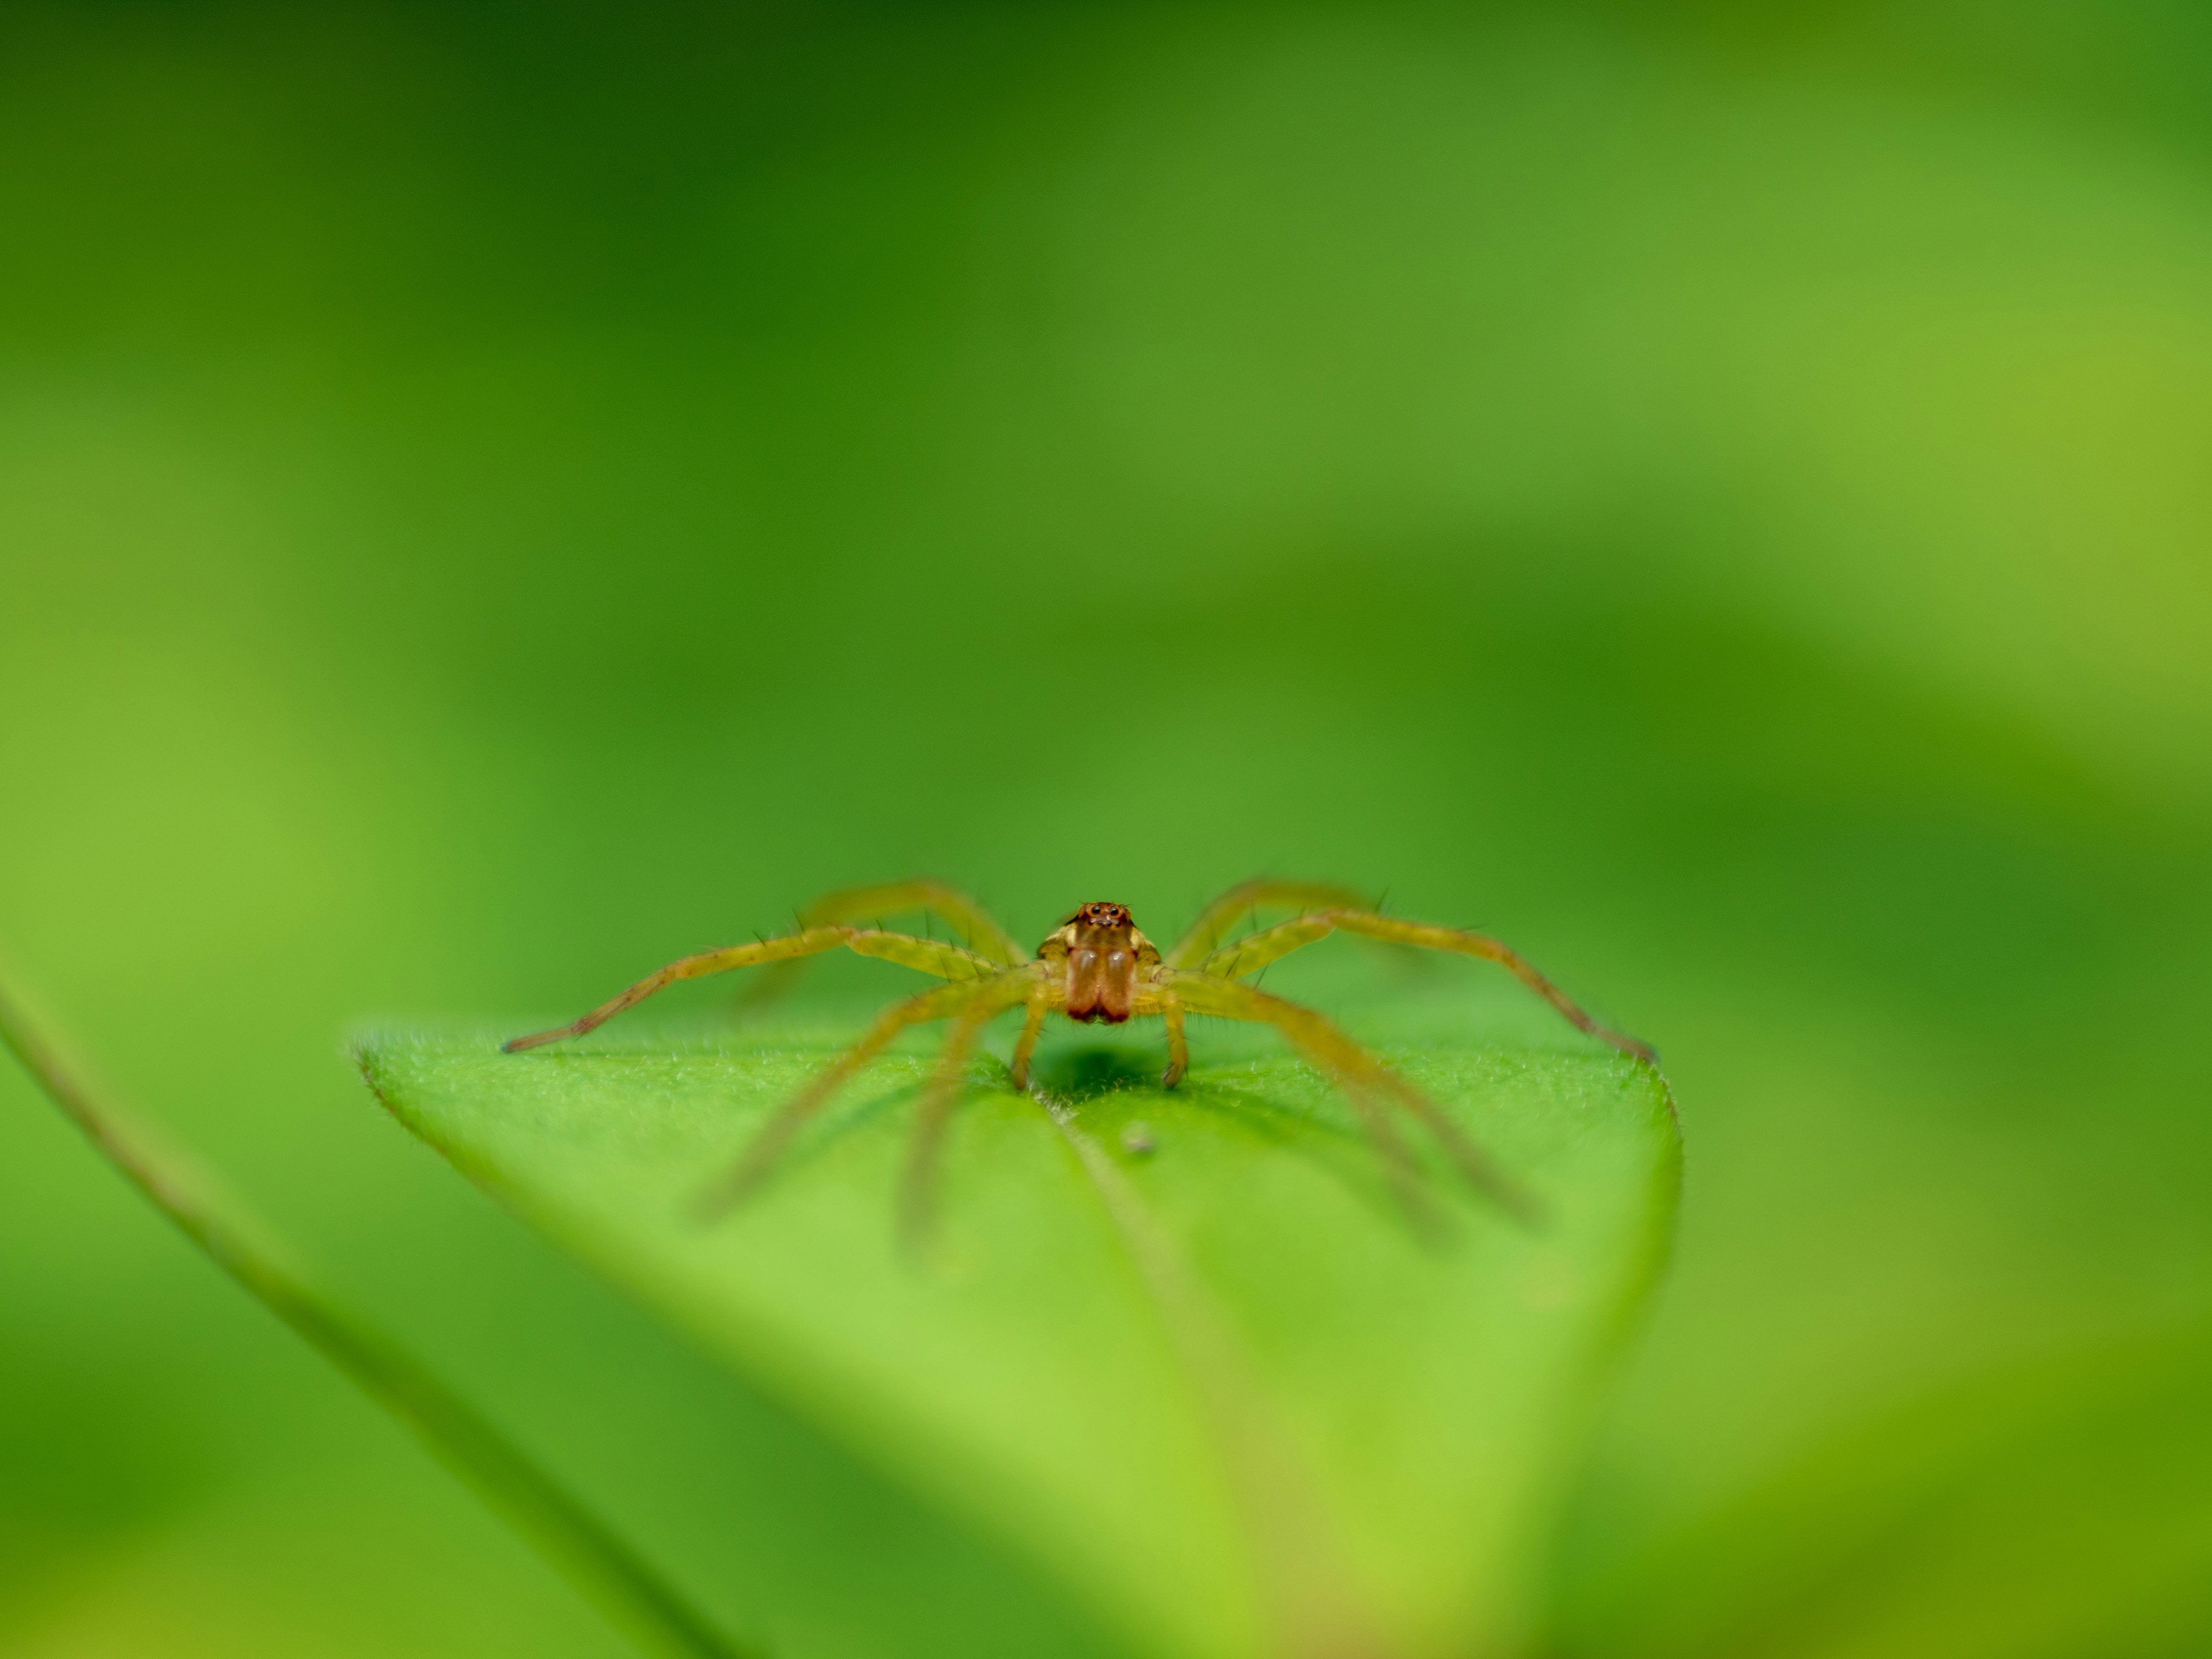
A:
[[357, 1017, 1678, 1659], [0, 976, 752, 1659]]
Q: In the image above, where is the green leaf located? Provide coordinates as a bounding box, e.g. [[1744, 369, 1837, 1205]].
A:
[[358, 1020, 1678, 1659], [0, 976, 753, 1659]]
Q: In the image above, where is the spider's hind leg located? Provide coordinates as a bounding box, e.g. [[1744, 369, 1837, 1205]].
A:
[[898, 974, 1037, 1252], [1165, 969, 1541, 1228], [698, 969, 1031, 1218]]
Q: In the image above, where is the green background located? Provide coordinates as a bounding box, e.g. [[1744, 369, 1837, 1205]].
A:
[[3, 2, 2209, 1655]]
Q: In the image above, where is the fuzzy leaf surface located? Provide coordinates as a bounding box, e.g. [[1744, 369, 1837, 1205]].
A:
[[359, 1017, 1678, 1659]]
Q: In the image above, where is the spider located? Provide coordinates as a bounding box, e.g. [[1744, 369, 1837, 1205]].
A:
[[502, 879, 1654, 1238]]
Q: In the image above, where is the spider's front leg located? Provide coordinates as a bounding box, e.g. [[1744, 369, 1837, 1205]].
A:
[[505, 927, 855, 1051], [503, 927, 999, 1052], [732, 880, 1025, 1016]]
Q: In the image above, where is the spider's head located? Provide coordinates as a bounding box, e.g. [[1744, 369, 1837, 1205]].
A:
[[1073, 901, 1133, 930]]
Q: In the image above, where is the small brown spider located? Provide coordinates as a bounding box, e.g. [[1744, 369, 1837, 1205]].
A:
[[502, 879, 1653, 1236]]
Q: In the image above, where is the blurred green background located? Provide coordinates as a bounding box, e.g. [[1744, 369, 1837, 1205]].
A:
[[4, 1, 2210, 1654]]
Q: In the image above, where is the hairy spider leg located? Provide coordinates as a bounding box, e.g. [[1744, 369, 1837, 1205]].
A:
[[1361, 1061, 1541, 1225], [1164, 879, 1374, 969], [1161, 996, 1189, 1088], [897, 972, 1039, 1248], [699, 968, 1043, 1217], [501, 927, 1001, 1052], [1198, 910, 1655, 1064], [808, 881, 1027, 965], [1161, 970, 1482, 1232], [1009, 984, 1051, 1090], [730, 880, 1026, 1016]]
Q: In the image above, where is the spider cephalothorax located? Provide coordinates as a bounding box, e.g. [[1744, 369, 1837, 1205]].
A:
[[1041, 902, 1158, 1025], [501, 878, 1654, 1240]]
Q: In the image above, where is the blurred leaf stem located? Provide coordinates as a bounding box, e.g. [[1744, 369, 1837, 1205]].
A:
[[0, 967, 754, 1659]]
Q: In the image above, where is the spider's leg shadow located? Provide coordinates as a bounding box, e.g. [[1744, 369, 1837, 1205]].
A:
[[710, 1065, 930, 1202], [1037, 1044, 1159, 1100], [1035, 1047, 1460, 1241]]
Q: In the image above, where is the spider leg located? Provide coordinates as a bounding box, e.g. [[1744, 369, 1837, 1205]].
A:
[[1008, 983, 1052, 1091], [502, 927, 999, 1052], [802, 880, 1027, 965], [1164, 878, 1373, 969], [1132, 980, 1418, 1189], [1165, 969, 1539, 1226], [1198, 910, 1654, 1063], [731, 879, 1027, 1016], [699, 969, 1038, 1216], [897, 973, 1037, 1249], [1161, 996, 1188, 1088]]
